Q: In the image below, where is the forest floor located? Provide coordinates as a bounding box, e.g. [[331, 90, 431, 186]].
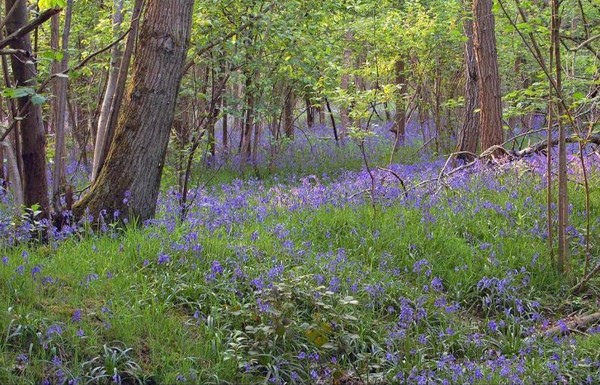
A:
[[1, 139, 600, 384]]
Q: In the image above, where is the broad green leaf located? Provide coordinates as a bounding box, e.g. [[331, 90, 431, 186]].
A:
[[3, 87, 33, 99], [31, 94, 46, 105]]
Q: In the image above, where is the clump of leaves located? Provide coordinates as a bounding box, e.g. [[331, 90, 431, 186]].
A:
[[220, 273, 366, 384], [81, 343, 144, 385]]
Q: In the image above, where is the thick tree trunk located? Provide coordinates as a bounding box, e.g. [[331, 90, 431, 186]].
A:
[[472, 0, 503, 154], [5, 0, 50, 217], [73, 0, 194, 223], [51, 0, 73, 211], [93, 0, 144, 180], [457, 5, 479, 160], [92, 0, 124, 181]]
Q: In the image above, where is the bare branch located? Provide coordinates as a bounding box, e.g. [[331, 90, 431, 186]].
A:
[[0, 7, 62, 51]]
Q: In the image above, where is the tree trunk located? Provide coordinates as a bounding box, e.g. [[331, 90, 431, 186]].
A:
[[433, 59, 443, 152], [283, 88, 295, 138], [1, 55, 23, 188], [0, 137, 3, 183], [73, 0, 194, 223], [51, 0, 73, 211], [233, 75, 243, 149], [207, 61, 228, 159], [68, 97, 90, 172], [393, 58, 407, 147], [240, 73, 255, 164], [4, 0, 50, 217], [0, 139, 23, 209], [92, 0, 124, 181], [222, 97, 228, 151], [306, 96, 314, 129], [472, 0, 503, 154], [457, 3, 480, 160], [552, 0, 569, 274], [93, 0, 144, 180], [325, 98, 339, 144], [317, 103, 325, 126], [340, 29, 353, 137]]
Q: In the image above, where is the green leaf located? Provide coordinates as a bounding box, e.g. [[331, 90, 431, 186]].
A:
[[38, 0, 66, 10], [2, 87, 33, 99], [31, 93, 46, 105]]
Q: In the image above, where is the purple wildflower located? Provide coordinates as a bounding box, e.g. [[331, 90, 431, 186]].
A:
[[72, 309, 82, 323], [157, 253, 170, 265]]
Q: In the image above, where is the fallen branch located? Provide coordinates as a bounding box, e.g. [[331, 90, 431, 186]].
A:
[[378, 167, 408, 198], [512, 134, 600, 157], [544, 312, 600, 337], [571, 262, 600, 294]]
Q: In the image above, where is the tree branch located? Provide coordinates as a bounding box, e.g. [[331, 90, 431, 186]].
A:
[[0, 27, 131, 143], [512, 134, 600, 157], [0, 7, 62, 51]]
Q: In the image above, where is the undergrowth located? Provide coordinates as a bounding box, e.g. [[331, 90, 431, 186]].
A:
[[1, 150, 599, 384]]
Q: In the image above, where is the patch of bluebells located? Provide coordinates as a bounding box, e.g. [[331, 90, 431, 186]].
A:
[[1, 128, 600, 385]]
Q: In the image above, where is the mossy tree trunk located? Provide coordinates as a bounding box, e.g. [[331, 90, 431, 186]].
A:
[[73, 0, 194, 223]]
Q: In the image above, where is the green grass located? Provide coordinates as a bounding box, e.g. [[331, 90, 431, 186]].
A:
[[1, 162, 599, 384]]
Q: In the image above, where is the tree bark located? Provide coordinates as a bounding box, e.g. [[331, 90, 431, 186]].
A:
[[240, 72, 255, 164], [92, 0, 144, 180], [283, 87, 295, 139], [457, 3, 480, 160], [222, 97, 228, 151], [51, 0, 73, 211], [552, 0, 569, 274], [1, 54, 22, 189], [340, 29, 353, 137], [393, 58, 407, 147], [306, 96, 314, 129], [472, 0, 503, 155], [92, 0, 124, 181], [0, 139, 23, 209], [4, 0, 50, 217], [73, 0, 194, 223]]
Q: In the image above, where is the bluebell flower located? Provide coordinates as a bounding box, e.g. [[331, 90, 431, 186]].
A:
[[157, 253, 170, 265], [47, 324, 63, 337], [72, 309, 82, 323]]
